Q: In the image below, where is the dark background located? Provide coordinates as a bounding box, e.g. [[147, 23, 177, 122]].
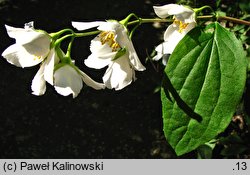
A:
[[0, 0, 184, 158]]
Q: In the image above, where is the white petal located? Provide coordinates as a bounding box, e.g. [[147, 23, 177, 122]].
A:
[[182, 22, 196, 34], [85, 37, 116, 69], [2, 24, 51, 67], [175, 12, 195, 23], [154, 42, 172, 56], [163, 25, 186, 53], [112, 24, 145, 71], [125, 40, 145, 71], [97, 21, 119, 31], [113, 22, 129, 47], [153, 4, 182, 18], [31, 62, 46, 96], [22, 33, 51, 57], [54, 65, 83, 98], [84, 54, 111, 69], [153, 43, 164, 61], [164, 24, 179, 41], [167, 5, 193, 16], [90, 37, 113, 55], [128, 47, 146, 71], [161, 42, 173, 54], [78, 69, 105, 90], [103, 55, 134, 90], [162, 22, 196, 54], [72, 21, 105, 30], [152, 53, 163, 62], [5, 25, 51, 46], [2, 44, 45, 67], [153, 43, 170, 65], [43, 49, 60, 85], [153, 4, 195, 23], [165, 35, 183, 54]]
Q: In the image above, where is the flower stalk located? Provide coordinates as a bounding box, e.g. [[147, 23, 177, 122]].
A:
[[53, 16, 250, 48], [126, 16, 250, 27], [50, 28, 74, 39]]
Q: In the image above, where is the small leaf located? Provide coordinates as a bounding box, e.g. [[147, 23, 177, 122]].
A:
[[197, 139, 216, 159], [113, 48, 126, 60], [161, 22, 247, 156]]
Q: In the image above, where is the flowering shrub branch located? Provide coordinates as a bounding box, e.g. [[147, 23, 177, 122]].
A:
[[1, 3, 250, 156]]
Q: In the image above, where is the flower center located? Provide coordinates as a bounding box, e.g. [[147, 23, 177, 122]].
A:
[[173, 20, 189, 33], [99, 31, 121, 52]]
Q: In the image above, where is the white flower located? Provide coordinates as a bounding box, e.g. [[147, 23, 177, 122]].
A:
[[102, 52, 135, 90], [31, 48, 60, 96], [153, 4, 195, 23], [32, 48, 105, 97], [152, 4, 196, 64], [54, 64, 105, 98], [72, 20, 145, 90], [2, 22, 51, 68]]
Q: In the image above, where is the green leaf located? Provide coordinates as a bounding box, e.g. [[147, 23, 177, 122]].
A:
[[113, 48, 126, 61], [197, 139, 216, 159], [161, 22, 247, 156]]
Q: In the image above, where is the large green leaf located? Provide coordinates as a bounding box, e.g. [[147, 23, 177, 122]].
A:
[[161, 22, 247, 156]]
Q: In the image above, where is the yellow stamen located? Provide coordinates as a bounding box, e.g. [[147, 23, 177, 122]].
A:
[[99, 31, 121, 52], [173, 19, 180, 26], [173, 19, 189, 33], [33, 55, 42, 61]]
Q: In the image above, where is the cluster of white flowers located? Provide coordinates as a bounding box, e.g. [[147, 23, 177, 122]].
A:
[[2, 22, 105, 98], [1, 4, 195, 98]]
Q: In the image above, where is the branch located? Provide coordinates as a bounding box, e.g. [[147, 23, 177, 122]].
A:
[[197, 15, 250, 26], [218, 16, 250, 26]]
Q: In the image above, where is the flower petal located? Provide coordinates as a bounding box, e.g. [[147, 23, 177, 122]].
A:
[[2, 44, 45, 67], [153, 43, 165, 61], [153, 4, 182, 18], [90, 37, 113, 55], [153, 43, 170, 65], [164, 22, 195, 50], [97, 20, 119, 32], [72, 21, 105, 30], [153, 4, 195, 23], [175, 12, 195, 23], [84, 54, 111, 69], [78, 69, 105, 90], [153, 42, 170, 57], [54, 65, 83, 98], [156, 22, 196, 56], [86, 37, 116, 69], [31, 62, 46, 96], [167, 5, 193, 16], [112, 23, 145, 71], [5, 25, 51, 46], [103, 55, 134, 90], [43, 48, 60, 85], [22, 33, 51, 57], [182, 22, 196, 34], [127, 42, 146, 71], [2, 24, 51, 67], [164, 24, 180, 40]]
